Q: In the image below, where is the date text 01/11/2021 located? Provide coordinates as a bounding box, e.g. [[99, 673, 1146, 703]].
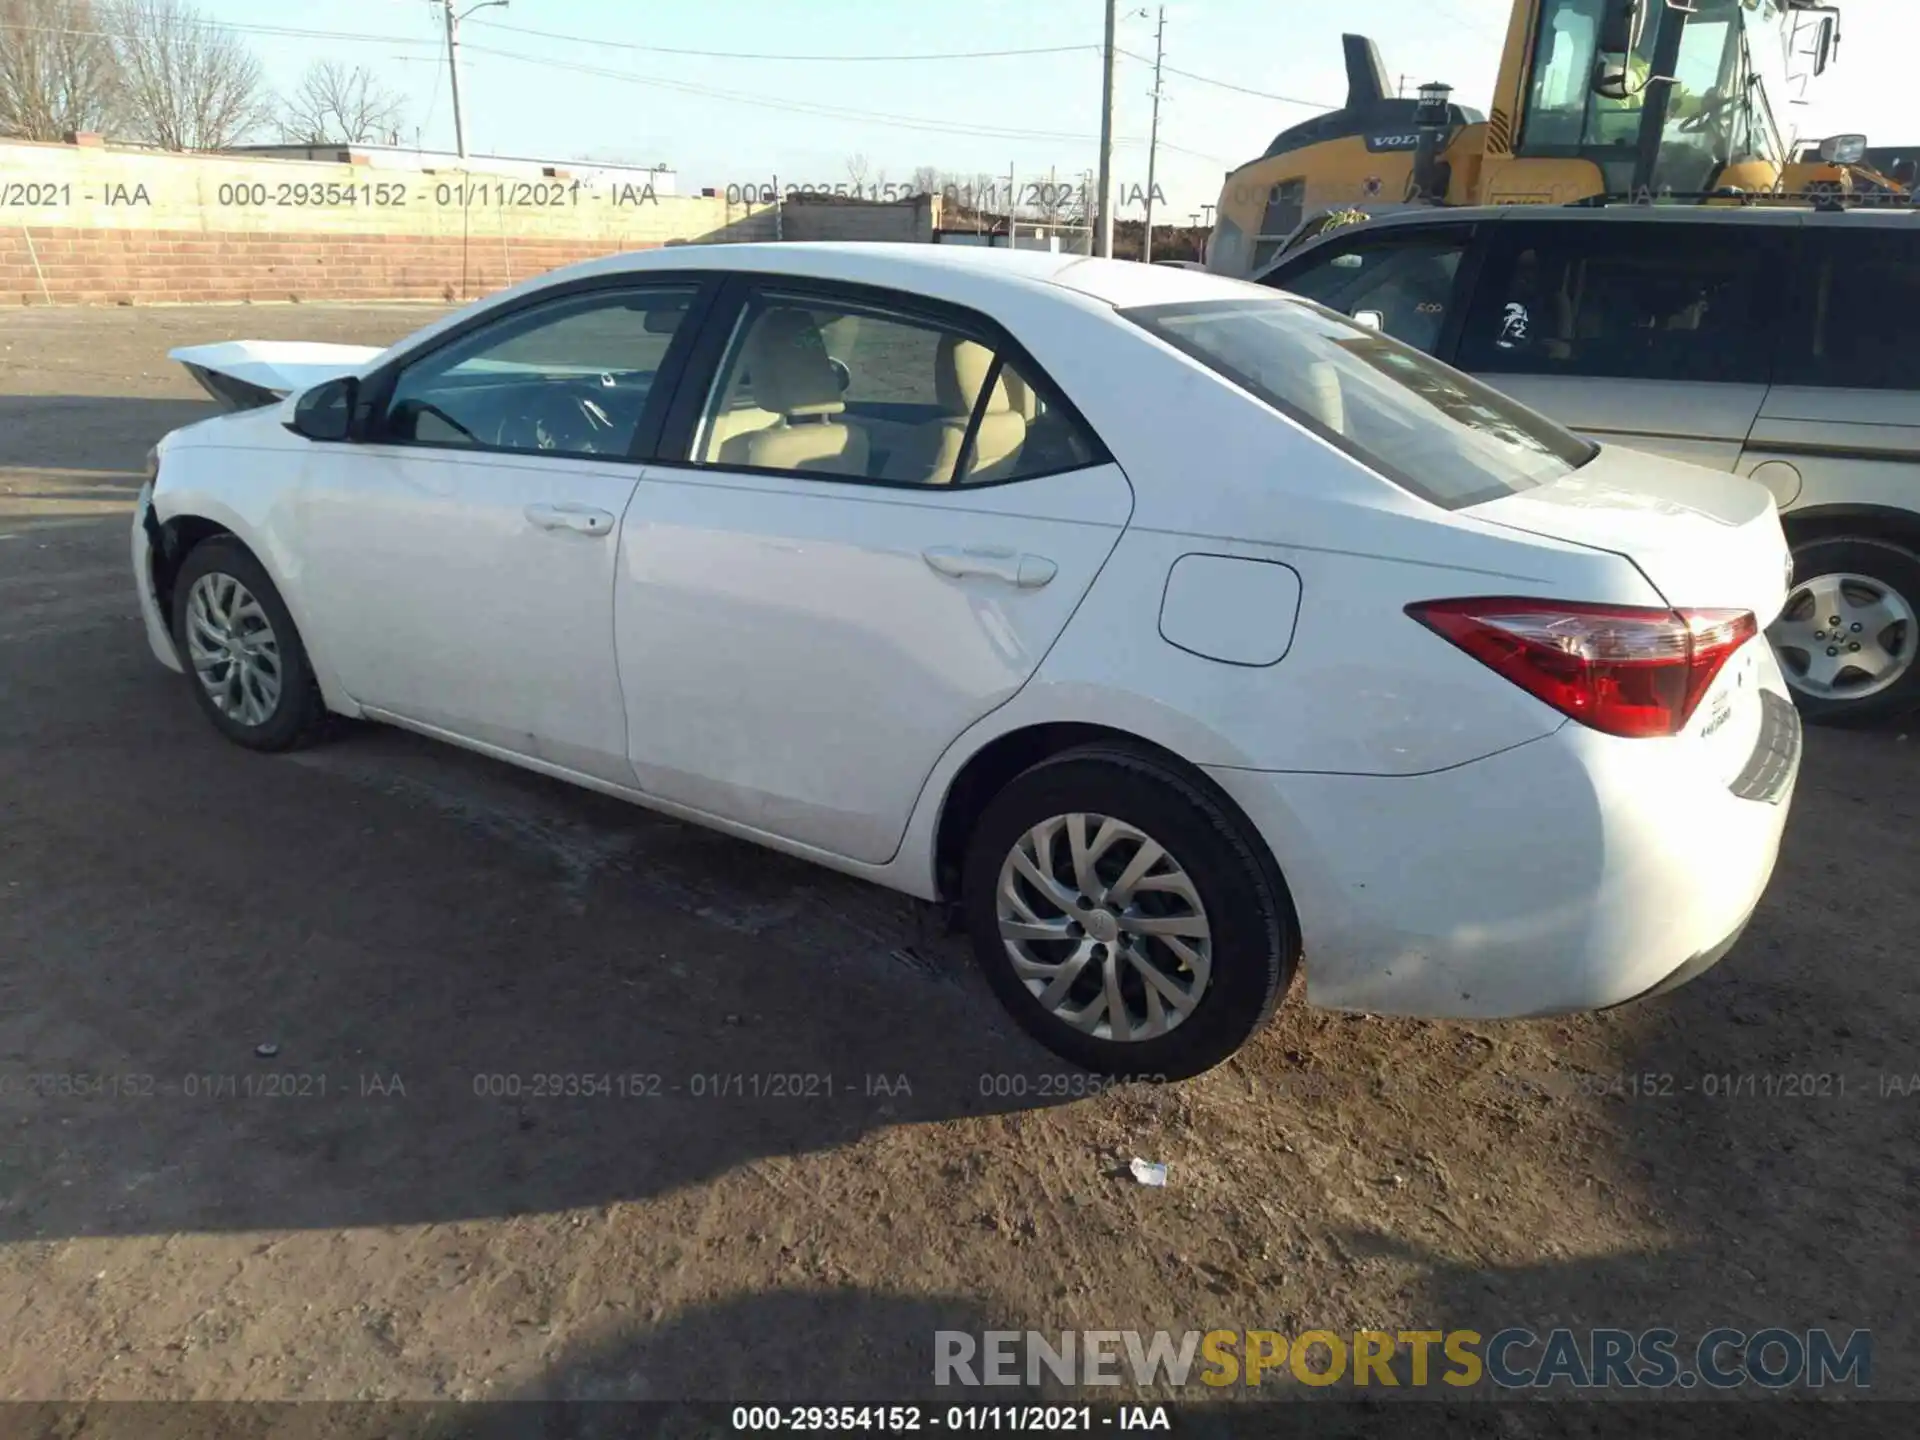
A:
[[0, 178, 663, 210], [719, 179, 1171, 210], [730, 1405, 1170, 1431]]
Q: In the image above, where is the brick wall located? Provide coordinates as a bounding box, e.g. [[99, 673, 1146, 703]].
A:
[[1, 228, 678, 305], [0, 137, 781, 305]]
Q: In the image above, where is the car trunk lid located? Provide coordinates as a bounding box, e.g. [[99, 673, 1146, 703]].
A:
[[1468, 444, 1791, 626], [170, 341, 384, 411]]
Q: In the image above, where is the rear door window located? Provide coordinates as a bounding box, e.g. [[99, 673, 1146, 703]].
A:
[[1124, 294, 1594, 511], [1262, 227, 1473, 355], [1776, 228, 1920, 392], [1456, 221, 1781, 384]]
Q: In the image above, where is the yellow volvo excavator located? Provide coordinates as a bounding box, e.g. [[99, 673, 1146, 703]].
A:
[[1206, 0, 1905, 278]]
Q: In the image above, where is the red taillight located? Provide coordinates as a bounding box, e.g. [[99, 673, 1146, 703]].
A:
[[1406, 597, 1758, 739]]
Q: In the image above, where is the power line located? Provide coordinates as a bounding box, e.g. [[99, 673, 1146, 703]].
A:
[[458, 43, 1116, 145], [451, 38, 1231, 161], [11, 14, 1230, 164], [458, 42, 1226, 161], [465, 18, 1095, 64], [1117, 47, 1334, 109]]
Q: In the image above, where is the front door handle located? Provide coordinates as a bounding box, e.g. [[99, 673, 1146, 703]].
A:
[[922, 545, 1057, 588], [525, 502, 615, 537]]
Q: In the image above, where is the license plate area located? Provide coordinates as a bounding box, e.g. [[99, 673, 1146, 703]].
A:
[[1728, 689, 1802, 804]]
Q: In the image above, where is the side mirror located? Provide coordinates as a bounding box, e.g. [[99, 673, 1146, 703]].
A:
[[1352, 310, 1385, 332], [1818, 133, 1868, 166], [829, 357, 852, 393], [1597, 0, 1644, 56], [1813, 15, 1836, 76], [288, 375, 358, 441], [1590, 0, 1645, 99]]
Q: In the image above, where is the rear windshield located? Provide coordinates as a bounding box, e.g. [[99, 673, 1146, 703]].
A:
[[1122, 295, 1595, 510]]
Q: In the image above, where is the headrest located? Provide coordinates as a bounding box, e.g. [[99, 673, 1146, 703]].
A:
[[743, 308, 844, 417], [935, 335, 1010, 416], [999, 365, 1037, 420]]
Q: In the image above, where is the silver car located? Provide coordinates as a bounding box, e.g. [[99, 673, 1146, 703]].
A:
[[1257, 202, 1920, 726]]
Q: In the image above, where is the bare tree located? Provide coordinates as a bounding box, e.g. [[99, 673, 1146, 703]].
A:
[[907, 164, 940, 197], [108, 0, 268, 150], [843, 152, 869, 188], [277, 59, 404, 145], [0, 0, 123, 140]]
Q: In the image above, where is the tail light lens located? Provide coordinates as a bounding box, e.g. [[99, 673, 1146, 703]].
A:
[[1406, 597, 1758, 739]]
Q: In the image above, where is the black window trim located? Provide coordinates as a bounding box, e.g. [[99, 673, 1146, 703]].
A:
[[347, 269, 728, 463], [650, 272, 1113, 494]]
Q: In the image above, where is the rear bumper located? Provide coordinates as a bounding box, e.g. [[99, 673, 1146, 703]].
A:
[[1603, 905, 1754, 1010], [1207, 692, 1798, 1019]]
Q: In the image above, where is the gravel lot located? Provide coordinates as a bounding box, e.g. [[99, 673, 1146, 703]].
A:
[[0, 304, 1914, 1414]]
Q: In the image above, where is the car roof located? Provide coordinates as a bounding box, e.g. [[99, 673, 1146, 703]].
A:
[[1257, 200, 1918, 280], [1307, 202, 1916, 230], [547, 240, 1266, 308]]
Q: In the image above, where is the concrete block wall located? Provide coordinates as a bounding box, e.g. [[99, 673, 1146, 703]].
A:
[[780, 193, 938, 244], [0, 137, 780, 304]]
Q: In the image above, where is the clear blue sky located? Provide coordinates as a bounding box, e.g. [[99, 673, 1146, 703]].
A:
[[204, 0, 1915, 216]]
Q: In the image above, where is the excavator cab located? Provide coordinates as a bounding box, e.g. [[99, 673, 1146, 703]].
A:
[[1486, 0, 1805, 200], [1208, 0, 1855, 279]]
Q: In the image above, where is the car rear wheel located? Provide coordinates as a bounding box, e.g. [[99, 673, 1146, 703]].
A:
[[171, 536, 330, 752], [1770, 536, 1920, 727], [960, 744, 1294, 1081]]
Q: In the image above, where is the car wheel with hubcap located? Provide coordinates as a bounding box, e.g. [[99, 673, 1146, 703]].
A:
[[171, 535, 330, 752], [962, 744, 1294, 1080], [1770, 536, 1920, 726]]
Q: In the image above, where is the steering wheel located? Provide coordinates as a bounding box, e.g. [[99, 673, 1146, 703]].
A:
[[493, 385, 623, 454], [1677, 92, 1733, 136]]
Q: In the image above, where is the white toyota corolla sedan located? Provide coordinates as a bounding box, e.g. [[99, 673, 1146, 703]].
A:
[[133, 242, 1802, 1079]]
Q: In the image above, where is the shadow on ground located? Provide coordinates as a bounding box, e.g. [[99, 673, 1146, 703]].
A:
[[0, 525, 1079, 1239], [0, 395, 217, 479]]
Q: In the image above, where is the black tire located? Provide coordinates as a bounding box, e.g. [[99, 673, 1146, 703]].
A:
[[960, 744, 1295, 1081], [170, 535, 331, 752], [1775, 536, 1920, 728]]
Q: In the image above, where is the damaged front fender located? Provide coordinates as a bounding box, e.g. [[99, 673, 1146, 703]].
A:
[[131, 482, 184, 674]]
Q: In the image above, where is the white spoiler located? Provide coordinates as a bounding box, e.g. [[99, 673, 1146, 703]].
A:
[[170, 340, 385, 409]]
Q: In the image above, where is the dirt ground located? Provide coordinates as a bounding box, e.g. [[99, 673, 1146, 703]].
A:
[[0, 304, 1914, 1414]]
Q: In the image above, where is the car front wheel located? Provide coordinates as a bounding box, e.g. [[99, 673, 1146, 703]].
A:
[[961, 744, 1295, 1081], [171, 535, 330, 752], [1770, 536, 1920, 726]]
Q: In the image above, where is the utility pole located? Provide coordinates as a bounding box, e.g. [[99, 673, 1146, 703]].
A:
[[1095, 0, 1118, 257], [1142, 5, 1166, 263], [438, 0, 468, 160], [434, 0, 508, 161]]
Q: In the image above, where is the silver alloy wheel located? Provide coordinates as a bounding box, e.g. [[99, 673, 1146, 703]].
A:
[[1769, 571, 1916, 702], [184, 572, 283, 727], [995, 812, 1212, 1043]]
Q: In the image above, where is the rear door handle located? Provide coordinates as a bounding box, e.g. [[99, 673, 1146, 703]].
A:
[[525, 502, 615, 537], [922, 545, 1057, 588]]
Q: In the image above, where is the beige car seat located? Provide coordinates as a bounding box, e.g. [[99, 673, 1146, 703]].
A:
[[913, 336, 1027, 484], [1301, 361, 1346, 435], [718, 308, 869, 477]]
